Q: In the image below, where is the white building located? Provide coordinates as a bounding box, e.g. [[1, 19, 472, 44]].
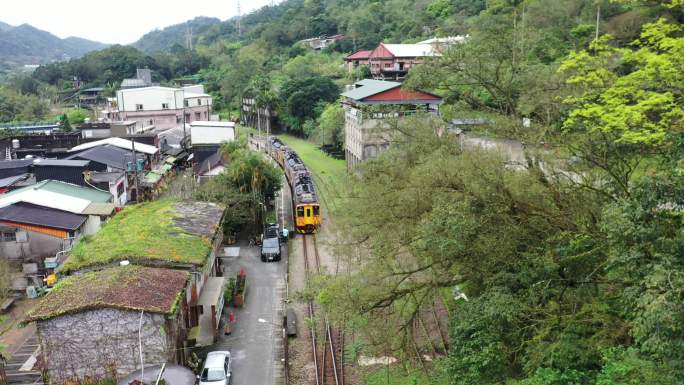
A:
[[115, 86, 213, 130]]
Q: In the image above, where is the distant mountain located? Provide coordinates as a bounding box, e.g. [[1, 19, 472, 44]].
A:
[[133, 16, 222, 53], [0, 21, 108, 72]]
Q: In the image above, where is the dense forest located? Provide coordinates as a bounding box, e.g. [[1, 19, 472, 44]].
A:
[[1, 1, 683, 382]]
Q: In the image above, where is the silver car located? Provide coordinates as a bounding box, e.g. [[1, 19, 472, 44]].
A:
[[199, 351, 232, 385]]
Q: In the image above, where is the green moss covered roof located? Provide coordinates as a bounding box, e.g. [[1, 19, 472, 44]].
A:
[[26, 265, 189, 321], [61, 199, 224, 274]]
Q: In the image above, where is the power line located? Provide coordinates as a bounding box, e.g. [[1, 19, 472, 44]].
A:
[[236, 0, 242, 37]]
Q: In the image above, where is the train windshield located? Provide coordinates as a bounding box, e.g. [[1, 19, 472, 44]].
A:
[[313, 206, 320, 216], [297, 207, 305, 217]]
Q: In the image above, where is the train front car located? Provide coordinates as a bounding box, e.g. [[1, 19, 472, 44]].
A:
[[272, 141, 322, 233], [292, 170, 321, 233]]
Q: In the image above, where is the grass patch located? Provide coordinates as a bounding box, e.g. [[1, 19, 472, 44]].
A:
[[279, 134, 347, 218], [62, 200, 212, 273], [363, 361, 449, 385]]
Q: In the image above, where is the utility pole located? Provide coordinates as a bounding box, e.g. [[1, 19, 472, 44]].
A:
[[131, 136, 140, 202], [595, 2, 601, 41]]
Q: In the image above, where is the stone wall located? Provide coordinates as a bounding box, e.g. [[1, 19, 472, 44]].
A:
[[37, 308, 182, 384]]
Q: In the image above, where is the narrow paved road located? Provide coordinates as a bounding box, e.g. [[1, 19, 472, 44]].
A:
[[200, 164, 292, 385]]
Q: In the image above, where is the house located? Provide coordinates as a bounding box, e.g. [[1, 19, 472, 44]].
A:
[[120, 68, 154, 89], [0, 180, 115, 292], [299, 34, 345, 50], [368, 43, 439, 80], [60, 200, 227, 348], [86, 171, 128, 206], [0, 180, 114, 236], [78, 87, 104, 107], [344, 50, 372, 73], [116, 86, 212, 130], [0, 132, 85, 160], [33, 159, 91, 186], [341, 79, 442, 168], [190, 121, 234, 179], [26, 265, 190, 384], [68, 137, 159, 160], [67, 145, 147, 172], [0, 202, 88, 265]]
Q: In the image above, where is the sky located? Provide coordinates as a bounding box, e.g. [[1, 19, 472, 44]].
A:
[[0, 0, 273, 44]]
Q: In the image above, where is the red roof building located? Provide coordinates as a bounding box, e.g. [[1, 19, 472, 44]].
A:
[[367, 42, 439, 80], [344, 50, 372, 73]]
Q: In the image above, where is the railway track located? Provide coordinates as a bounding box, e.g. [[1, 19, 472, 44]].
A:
[[302, 234, 344, 385]]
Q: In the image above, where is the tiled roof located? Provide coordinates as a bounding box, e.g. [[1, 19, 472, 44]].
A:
[[26, 266, 189, 321]]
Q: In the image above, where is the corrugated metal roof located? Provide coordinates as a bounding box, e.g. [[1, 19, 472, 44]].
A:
[[33, 159, 91, 167], [68, 145, 144, 170], [40, 180, 112, 203], [417, 36, 467, 45], [0, 187, 93, 214], [345, 50, 372, 60], [0, 180, 112, 214], [0, 202, 87, 231], [0, 173, 30, 188], [0, 159, 33, 170], [89, 172, 125, 184], [69, 137, 158, 155], [120, 78, 148, 88], [383, 43, 439, 57], [341, 79, 402, 101], [82, 202, 116, 216], [190, 125, 235, 145]]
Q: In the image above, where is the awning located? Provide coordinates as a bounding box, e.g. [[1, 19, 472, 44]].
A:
[[82, 202, 116, 216], [143, 171, 163, 185]]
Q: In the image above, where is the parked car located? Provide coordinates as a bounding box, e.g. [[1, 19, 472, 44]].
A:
[[199, 351, 232, 385], [261, 237, 281, 262]]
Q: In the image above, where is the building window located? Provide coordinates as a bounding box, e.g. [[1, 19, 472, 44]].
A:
[[1, 232, 16, 242], [197, 99, 202, 106], [176, 116, 182, 124], [184, 100, 189, 107], [384, 63, 391, 68], [136, 104, 144, 111], [195, 112, 201, 119], [162, 103, 169, 110]]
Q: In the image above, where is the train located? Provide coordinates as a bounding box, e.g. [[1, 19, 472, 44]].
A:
[[268, 137, 321, 234]]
